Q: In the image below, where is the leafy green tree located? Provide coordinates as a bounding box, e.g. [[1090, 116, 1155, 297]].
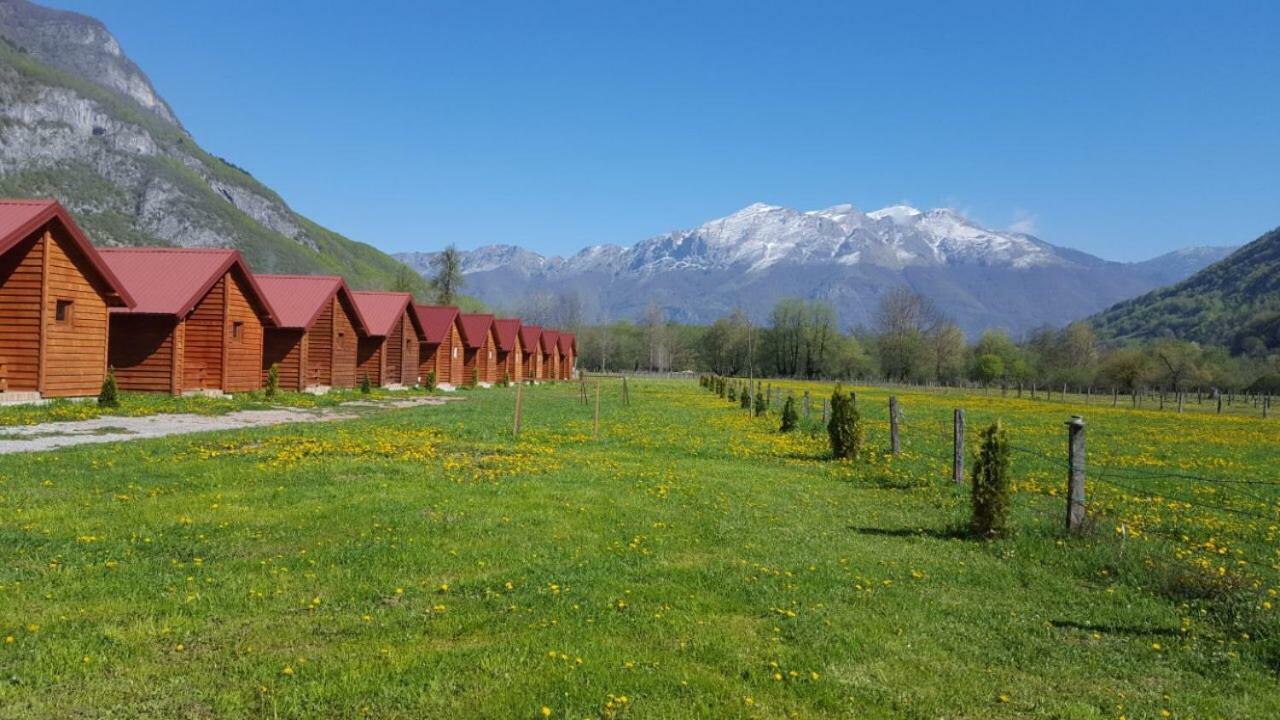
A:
[[972, 354, 1005, 386]]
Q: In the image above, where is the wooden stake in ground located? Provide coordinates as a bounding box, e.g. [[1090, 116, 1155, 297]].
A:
[[952, 408, 965, 484], [513, 383, 524, 437], [1066, 415, 1086, 532], [593, 380, 601, 439], [803, 390, 811, 420], [889, 396, 901, 456]]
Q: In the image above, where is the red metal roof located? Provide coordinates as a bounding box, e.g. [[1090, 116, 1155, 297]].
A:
[[458, 313, 495, 350], [0, 198, 134, 307], [518, 324, 542, 352], [558, 332, 576, 354], [492, 318, 522, 353], [412, 305, 460, 344], [256, 274, 368, 333], [540, 329, 560, 355], [98, 247, 277, 323], [351, 291, 422, 339]]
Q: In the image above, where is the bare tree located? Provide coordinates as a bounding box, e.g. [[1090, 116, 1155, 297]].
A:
[[644, 300, 669, 372]]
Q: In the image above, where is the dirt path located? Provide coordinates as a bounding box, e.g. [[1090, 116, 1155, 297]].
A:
[[0, 396, 456, 454]]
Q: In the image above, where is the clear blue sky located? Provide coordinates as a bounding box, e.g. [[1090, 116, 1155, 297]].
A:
[[49, 0, 1280, 261]]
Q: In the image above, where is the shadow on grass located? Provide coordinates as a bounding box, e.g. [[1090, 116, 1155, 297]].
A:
[[1050, 619, 1182, 637], [847, 525, 968, 541]]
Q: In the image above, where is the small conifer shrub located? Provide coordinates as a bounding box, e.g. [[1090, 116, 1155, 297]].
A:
[[970, 421, 1012, 538], [740, 386, 751, 409], [501, 371, 511, 388], [265, 364, 279, 398], [754, 389, 766, 416], [425, 371, 437, 391], [826, 384, 862, 459], [728, 384, 736, 402], [780, 395, 798, 432], [360, 373, 372, 394], [97, 368, 120, 408]]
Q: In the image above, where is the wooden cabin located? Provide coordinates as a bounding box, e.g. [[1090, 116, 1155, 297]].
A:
[[539, 330, 561, 381], [458, 313, 498, 386], [256, 275, 367, 391], [352, 291, 423, 387], [492, 318, 524, 384], [413, 305, 465, 388], [100, 248, 278, 395], [0, 199, 134, 400], [557, 332, 577, 379], [518, 324, 543, 382]]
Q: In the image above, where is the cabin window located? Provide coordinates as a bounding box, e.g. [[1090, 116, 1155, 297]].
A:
[[55, 299, 74, 325], [452, 347, 459, 359], [337, 331, 346, 350], [231, 321, 245, 342]]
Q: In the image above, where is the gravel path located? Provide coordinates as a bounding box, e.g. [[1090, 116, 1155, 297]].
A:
[[0, 396, 454, 454]]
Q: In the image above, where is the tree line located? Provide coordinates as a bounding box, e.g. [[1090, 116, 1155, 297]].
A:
[[568, 288, 1280, 394]]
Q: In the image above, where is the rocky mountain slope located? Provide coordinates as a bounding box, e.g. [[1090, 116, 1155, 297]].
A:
[[0, 0, 425, 292], [1092, 226, 1280, 351], [399, 203, 1234, 336]]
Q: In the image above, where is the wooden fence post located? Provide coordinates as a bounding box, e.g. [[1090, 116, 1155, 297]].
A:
[[1217, 393, 1223, 415], [952, 408, 965, 484], [1177, 392, 1184, 413], [1264, 395, 1270, 419], [821, 398, 828, 425], [513, 382, 524, 437], [593, 380, 601, 439], [1066, 416, 1086, 532], [622, 376, 630, 407], [889, 396, 900, 456], [803, 390, 811, 420]]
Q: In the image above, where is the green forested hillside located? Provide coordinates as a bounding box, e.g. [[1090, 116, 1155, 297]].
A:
[[1092, 227, 1280, 351]]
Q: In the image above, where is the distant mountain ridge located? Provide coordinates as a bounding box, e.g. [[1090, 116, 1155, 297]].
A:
[[0, 0, 425, 292], [1092, 227, 1280, 351], [398, 202, 1235, 335]]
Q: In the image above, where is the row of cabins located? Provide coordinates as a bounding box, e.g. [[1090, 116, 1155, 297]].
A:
[[0, 199, 577, 400]]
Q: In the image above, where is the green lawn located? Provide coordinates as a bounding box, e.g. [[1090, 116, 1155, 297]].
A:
[[0, 379, 1277, 718]]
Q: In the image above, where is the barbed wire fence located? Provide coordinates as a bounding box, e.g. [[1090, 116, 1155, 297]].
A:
[[700, 374, 1280, 589]]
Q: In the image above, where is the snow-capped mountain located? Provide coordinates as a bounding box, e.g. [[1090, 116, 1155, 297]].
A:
[[397, 202, 1235, 335]]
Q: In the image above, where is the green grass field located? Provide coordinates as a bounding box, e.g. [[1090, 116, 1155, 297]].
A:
[[1, 379, 1277, 718]]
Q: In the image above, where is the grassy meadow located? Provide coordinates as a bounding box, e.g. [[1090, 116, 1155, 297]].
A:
[[0, 378, 1277, 718]]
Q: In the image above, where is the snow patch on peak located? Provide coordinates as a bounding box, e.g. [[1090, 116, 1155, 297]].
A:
[[868, 205, 922, 224]]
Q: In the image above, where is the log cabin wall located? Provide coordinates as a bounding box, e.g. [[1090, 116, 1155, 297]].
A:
[[522, 347, 540, 381], [306, 297, 335, 387], [262, 328, 304, 390], [483, 327, 498, 384], [399, 313, 419, 385], [418, 340, 441, 386], [446, 322, 464, 385], [0, 232, 41, 393], [183, 277, 225, 391], [222, 269, 265, 393], [40, 226, 112, 397], [357, 337, 383, 387], [384, 313, 406, 385], [331, 295, 358, 388], [109, 314, 177, 393]]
